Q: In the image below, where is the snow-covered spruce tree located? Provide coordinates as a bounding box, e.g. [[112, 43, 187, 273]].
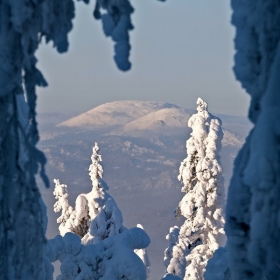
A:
[[52, 143, 150, 279], [224, 1, 280, 279], [53, 179, 78, 236], [79, 142, 126, 244], [163, 98, 225, 280], [54, 142, 125, 243], [0, 0, 137, 278]]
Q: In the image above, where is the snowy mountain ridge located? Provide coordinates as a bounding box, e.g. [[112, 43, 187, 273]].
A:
[[108, 107, 192, 137], [55, 100, 247, 146], [57, 100, 181, 129]]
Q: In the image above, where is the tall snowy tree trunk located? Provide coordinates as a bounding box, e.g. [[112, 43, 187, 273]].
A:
[[227, 41, 280, 280], [0, 1, 72, 278], [164, 98, 225, 280], [0, 8, 44, 277], [0, 57, 46, 279]]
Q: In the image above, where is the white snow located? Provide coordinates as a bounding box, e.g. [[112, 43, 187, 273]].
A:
[[47, 227, 150, 279], [52, 142, 151, 278], [134, 224, 151, 277], [164, 98, 225, 280]]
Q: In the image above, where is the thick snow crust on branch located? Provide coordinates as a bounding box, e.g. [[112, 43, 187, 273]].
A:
[[164, 98, 225, 280], [134, 224, 151, 277], [47, 227, 150, 280], [226, 1, 280, 279], [93, 0, 134, 71]]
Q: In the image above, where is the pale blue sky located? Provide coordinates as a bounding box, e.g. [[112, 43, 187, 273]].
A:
[[37, 0, 250, 117]]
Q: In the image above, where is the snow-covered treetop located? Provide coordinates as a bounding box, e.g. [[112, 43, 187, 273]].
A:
[[197, 97, 208, 112], [89, 142, 104, 189], [81, 142, 125, 244], [53, 143, 125, 244], [178, 97, 223, 193], [53, 179, 69, 200], [165, 98, 225, 279], [53, 179, 75, 236]]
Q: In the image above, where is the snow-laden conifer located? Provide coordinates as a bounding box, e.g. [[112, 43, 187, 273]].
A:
[[53, 179, 78, 236], [52, 143, 150, 279], [54, 143, 125, 243], [164, 98, 225, 280], [80, 142, 126, 244], [53, 179, 84, 237]]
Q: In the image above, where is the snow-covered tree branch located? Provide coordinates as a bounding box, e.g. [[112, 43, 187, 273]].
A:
[[93, 0, 134, 71]]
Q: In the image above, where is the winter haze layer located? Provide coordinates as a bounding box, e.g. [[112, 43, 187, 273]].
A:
[[37, 100, 251, 279]]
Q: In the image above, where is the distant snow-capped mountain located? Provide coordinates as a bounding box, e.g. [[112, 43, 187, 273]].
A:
[[55, 100, 248, 146], [108, 107, 192, 137], [57, 100, 180, 129]]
